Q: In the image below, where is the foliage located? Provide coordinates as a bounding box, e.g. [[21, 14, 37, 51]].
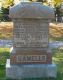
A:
[[52, 0, 63, 19], [2, 0, 14, 8], [0, 0, 13, 21], [1, 7, 10, 21], [53, 0, 62, 6], [0, 10, 3, 21], [1, 7, 9, 14]]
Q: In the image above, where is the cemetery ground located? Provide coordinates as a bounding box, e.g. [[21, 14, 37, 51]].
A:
[[0, 22, 63, 80]]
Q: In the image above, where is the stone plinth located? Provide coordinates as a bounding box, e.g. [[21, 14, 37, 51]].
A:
[[10, 47, 52, 64], [6, 59, 56, 79]]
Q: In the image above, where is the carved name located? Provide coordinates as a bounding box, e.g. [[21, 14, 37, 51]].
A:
[[16, 55, 46, 62]]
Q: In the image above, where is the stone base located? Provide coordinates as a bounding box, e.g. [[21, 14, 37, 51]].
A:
[[6, 59, 57, 79], [10, 47, 52, 64]]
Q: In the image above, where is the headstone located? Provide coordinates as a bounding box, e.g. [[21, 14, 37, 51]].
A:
[[6, 2, 57, 79]]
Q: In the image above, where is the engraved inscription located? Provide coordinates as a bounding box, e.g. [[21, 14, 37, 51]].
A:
[[13, 19, 48, 47], [16, 55, 46, 62]]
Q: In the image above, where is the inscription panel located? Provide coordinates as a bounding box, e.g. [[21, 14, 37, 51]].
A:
[[16, 55, 46, 62], [13, 19, 49, 48]]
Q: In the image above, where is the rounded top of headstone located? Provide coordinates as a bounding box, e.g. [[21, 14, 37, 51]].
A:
[[9, 2, 54, 19]]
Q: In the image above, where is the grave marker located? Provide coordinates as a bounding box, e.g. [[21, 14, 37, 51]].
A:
[[6, 2, 56, 79]]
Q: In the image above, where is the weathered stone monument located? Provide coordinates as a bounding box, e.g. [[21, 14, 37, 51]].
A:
[[6, 2, 56, 79]]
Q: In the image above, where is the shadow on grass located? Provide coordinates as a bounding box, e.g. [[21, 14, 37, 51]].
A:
[[5, 78, 56, 80], [0, 65, 5, 78]]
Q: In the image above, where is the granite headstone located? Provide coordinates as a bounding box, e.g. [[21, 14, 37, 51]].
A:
[[6, 2, 57, 79]]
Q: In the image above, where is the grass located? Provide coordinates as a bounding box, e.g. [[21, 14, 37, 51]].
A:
[[0, 48, 10, 65], [52, 48, 63, 80], [49, 36, 63, 41], [0, 48, 63, 80], [0, 48, 10, 79]]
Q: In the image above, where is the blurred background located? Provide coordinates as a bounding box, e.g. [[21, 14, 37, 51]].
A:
[[0, 0, 63, 80]]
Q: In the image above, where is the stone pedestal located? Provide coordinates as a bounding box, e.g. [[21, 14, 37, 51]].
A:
[[6, 59, 56, 79], [10, 47, 52, 64], [6, 2, 56, 79]]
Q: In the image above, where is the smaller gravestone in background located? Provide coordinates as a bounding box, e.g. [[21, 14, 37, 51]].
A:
[[6, 2, 56, 79]]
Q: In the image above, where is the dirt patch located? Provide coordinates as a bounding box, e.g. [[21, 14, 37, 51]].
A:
[[0, 22, 13, 39], [49, 23, 63, 38]]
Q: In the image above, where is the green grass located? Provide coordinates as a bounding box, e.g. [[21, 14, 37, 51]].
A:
[[52, 48, 63, 80], [50, 37, 63, 41], [0, 48, 10, 80], [0, 48, 63, 80], [0, 48, 10, 65]]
